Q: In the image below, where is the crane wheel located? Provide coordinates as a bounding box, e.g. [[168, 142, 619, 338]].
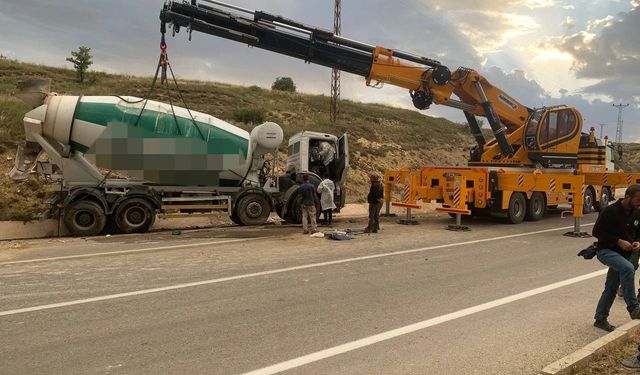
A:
[[114, 198, 156, 234], [525, 192, 545, 221], [63, 200, 107, 236], [595, 187, 612, 212], [236, 193, 271, 226], [507, 192, 526, 224], [583, 188, 595, 214]]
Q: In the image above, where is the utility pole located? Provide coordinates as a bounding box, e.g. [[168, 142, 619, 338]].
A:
[[613, 103, 629, 161], [597, 123, 607, 139], [330, 0, 341, 123]]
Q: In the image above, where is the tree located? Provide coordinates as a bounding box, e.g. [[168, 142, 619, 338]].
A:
[[66, 46, 93, 83], [271, 77, 296, 92]]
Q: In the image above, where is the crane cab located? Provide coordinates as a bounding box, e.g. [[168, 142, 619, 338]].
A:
[[522, 106, 583, 167]]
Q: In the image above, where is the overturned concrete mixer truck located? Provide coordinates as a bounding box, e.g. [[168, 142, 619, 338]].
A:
[[9, 80, 349, 236]]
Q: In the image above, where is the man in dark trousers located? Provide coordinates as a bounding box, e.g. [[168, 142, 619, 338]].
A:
[[592, 185, 640, 332], [299, 173, 317, 234], [364, 173, 384, 233]]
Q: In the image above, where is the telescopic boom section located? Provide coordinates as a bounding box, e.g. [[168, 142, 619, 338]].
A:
[[159, 1, 442, 85], [160, 0, 529, 157]]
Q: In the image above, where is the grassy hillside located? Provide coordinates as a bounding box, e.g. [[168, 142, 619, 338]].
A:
[[0, 58, 474, 220]]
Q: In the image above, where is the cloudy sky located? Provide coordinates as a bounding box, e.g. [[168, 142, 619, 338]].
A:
[[1, 0, 639, 141]]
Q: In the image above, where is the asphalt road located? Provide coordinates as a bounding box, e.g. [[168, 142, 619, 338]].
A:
[[0, 212, 630, 375]]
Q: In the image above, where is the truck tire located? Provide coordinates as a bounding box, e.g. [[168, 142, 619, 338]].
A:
[[236, 193, 270, 226], [595, 187, 612, 212], [275, 202, 285, 221], [287, 194, 303, 224], [583, 188, 595, 214], [525, 192, 545, 221], [506, 192, 526, 224], [114, 198, 156, 234], [230, 203, 244, 226], [286, 193, 321, 224], [63, 200, 107, 236]]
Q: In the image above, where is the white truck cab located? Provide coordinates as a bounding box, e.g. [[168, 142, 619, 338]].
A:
[[278, 131, 349, 222]]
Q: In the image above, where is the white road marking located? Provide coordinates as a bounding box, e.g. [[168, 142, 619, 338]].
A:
[[0, 237, 271, 266], [240, 269, 608, 375], [0, 223, 594, 317]]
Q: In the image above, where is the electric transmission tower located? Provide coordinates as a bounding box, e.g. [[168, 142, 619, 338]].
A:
[[330, 0, 341, 123], [613, 103, 629, 161], [613, 103, 629, 144]]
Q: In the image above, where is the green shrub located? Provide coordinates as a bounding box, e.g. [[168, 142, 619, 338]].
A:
[[232, 108, 265, 124], [271, 77, 296, 92]]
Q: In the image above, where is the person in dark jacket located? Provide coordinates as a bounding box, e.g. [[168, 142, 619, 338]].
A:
[[592, 185, 640, 332], [299, 173, 317, 234], [364, 173, 384, 233]]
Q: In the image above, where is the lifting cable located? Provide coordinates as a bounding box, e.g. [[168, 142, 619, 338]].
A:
[[127, 29, 207, 142]]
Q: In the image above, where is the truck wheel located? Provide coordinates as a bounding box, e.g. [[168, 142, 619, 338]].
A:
[[63, 200, 107, 236], [286, 194, 303, 224], [506, 192, 526, 224], [236, 193, 270, 225], [595, 187, 611, 212], [230, 206, 243, 226], [525, 192, 545, 221], [583, 188, 595, 214], [114, 198, 156, 234], [275, 202, 285, 221]]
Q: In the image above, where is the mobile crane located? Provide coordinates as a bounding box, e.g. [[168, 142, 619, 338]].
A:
[[159, 0, 640, 224]]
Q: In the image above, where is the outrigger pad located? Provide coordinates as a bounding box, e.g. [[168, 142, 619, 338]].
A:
[[563, 231, 591, 238], [398, 219, 418, 225], [446, 224, 470, 231]]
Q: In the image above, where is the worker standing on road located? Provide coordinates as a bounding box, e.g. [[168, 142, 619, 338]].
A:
[[317, 173, 336, 226], [364, 173, 384, 233], [299, 173, 317, 234], [592, 185, 640, 332]]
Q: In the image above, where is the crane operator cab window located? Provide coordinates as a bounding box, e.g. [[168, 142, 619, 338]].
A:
[[524, 108, 577, 151]]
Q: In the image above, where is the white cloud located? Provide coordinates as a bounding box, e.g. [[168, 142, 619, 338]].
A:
[[549, 6, 640, 101], [525, 0, 556, 9], [441, 10, 540, 53], [586, 15, 615, 30], [562, 15, 576, 29]]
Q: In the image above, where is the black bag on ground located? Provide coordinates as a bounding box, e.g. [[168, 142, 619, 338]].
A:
[[578, 243, 598, 259]]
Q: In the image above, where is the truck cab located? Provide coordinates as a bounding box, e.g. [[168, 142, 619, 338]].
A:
[[278, 131, 349, 222]]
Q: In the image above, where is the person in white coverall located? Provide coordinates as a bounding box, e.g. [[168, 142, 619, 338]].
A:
[[318, 141, 336, 178], [317, 174, 336, 226]]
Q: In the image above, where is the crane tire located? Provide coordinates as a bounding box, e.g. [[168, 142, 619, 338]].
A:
[[583, 188, 595, 214], [506, 192, 526, 224], [595, 187, 612, 212], [525, 192, 545, 221]]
